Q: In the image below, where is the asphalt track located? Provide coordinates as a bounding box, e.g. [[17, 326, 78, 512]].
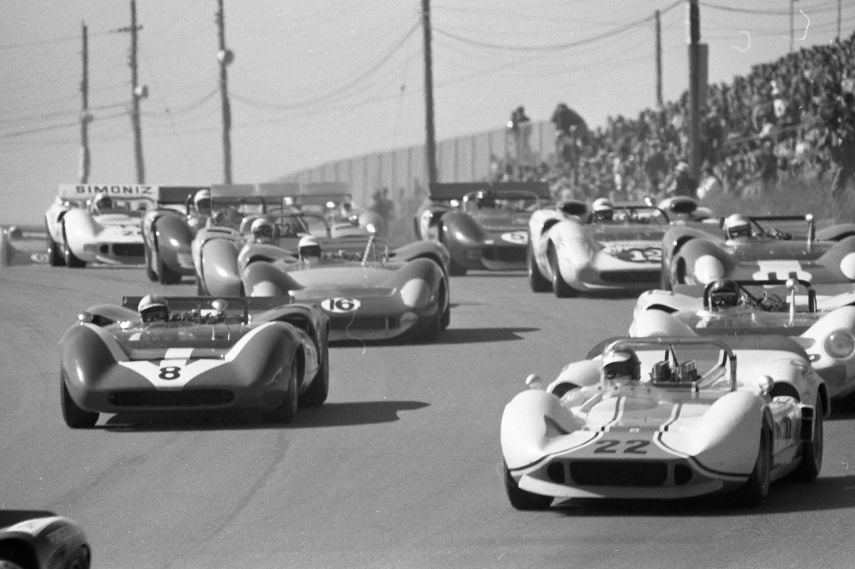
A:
[[2, 263, 855, 569]]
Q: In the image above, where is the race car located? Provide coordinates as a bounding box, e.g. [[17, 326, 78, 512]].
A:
[[661, 212, 855, 291], [500, 335, 827, 510], [59, 294, 330, 428], [285, 181, 382, 239], [630, 277, 855, 399], [414, 181, 550, 275], [0, 512, 89, 569], [201, 230, 451, 342], [45, 184, 156, 267], [141, 185, 210, 284], [527, 196, 708, 297]]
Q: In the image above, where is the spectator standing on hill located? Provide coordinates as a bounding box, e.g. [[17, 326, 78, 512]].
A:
[[644, 140, 669, 192], [824, 92, 855, 203], [663, 161, 697, 199], [755, 138, 779, 194], [508, 106, 532, 165]]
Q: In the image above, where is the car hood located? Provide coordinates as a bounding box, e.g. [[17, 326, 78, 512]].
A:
[[472, 211, 531, 231], [285, 264, 402, 293], [727, 240, 832, 262], [110, 323, 251, 359], [590, 225, 668, 243]]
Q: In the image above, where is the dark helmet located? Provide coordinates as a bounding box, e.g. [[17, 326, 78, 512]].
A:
[[709, 279, 741, 308], [602, 348, 641, 381], [476, 190, 496, 209], [91, 193, 113, 214], [138, 294, 169, 323]]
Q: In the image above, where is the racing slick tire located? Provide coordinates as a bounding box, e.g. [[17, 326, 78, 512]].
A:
[[527, 242, 551, 292], [263, 359, 299, 424], [144, 245, 158, 282], [440, 231, 467, 276], [299, 341, 329, 407], [46, 221, 65, 267], [61, 223, 86, 268], [61, 370, 98, 429], [736, 423, 772, 506], [157, 255, 183, 285], [504, 462, 552, 510], [792, 398, 823, 482], [548, 246, 576, 298]]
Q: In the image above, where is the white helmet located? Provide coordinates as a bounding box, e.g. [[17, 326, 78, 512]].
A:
[[138, 294, 169, 324], [723, 213, 751, 239], [194, 189, 212, 214], [298, 235, 322, 260], [91, 193, 113, 214], [250, 217, 275, 243], [602, 348, 640, 381], [592, 197, 614, 221]]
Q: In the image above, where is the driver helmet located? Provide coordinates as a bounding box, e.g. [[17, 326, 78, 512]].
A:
[[298, 235, 322, 261], [91, 193, 113, 215], [709, 279, 741, 309], [475, 190, 496, 209], [194, 189, 212, 215], [138, 294, 169, 324], [592, 197, 614, 221], [723, 213, 751, 239], [250, 217, 275, 244], [602, 347, 641, 381]]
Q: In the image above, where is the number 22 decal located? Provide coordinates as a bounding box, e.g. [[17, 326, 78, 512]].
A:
[[593, 439, 650, 454]]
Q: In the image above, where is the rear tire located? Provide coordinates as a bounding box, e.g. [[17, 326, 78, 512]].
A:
[[548, 246, 576, 298], [504, 462, 552, 510], [528, 241, 551, 292], [61, 371, 98, 429]]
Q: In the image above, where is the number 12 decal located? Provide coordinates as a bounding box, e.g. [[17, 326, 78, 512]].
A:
[[594, 439, 650, 454]]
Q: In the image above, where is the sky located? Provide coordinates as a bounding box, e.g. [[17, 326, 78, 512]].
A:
[[1, 0, 853, 225]]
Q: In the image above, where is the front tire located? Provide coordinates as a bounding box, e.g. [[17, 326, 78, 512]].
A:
[[144, 245, 158, 282], [528, 241, 551, 292], [737, 423, 772, 506], [263, 359, 299, 423], [46, 221, 65, 266], [548, 246, 576, 298], [299, 341, 329, 407], [504, 462, 552, 510], [793, 398, 824, 481], [61, 371, 98, 429], [62, 223, 86, 268], [158, 254, 183, 284], [440, 230, 468, 276]]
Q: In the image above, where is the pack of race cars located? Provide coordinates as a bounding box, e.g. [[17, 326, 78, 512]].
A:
[[38, 181, 855, 518]]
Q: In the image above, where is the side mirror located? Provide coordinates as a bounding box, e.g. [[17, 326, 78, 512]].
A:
[[77, 311, 94, 324], [525, 373, 544, 390]]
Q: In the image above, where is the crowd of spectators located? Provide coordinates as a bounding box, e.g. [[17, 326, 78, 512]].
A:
[[498, 30, 855, 210]]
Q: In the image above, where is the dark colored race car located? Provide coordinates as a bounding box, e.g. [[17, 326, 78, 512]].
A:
[[59, 295, 330, 428], [0, 512, 89, 569], [414, 181, 551, 275], [661, 213, 855, 291], [203, 230, 451, 343], [140, 185, 210, 284]]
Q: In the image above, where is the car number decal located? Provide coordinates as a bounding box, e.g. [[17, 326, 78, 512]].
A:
[[500, 231, 528, 244], [593, 439, 650, 454], [606, 246, 662, 263], [321, 297, 361, 313], [118, 347, 223, 388]]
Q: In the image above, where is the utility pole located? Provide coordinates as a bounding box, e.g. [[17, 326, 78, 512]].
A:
[[789, 0, 795, 52], [79, 21, 91, 183], [687, 0, 702, 180], [216, 0, 234, 184], [116, 0, 147, 183], [655, 9, 662, 107], [421, 0, 437, 186]]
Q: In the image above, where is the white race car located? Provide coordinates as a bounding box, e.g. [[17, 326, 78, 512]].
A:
[[45, 184, 155, 267], [631, 277, 855, 399], [501, 336, 827, 510]]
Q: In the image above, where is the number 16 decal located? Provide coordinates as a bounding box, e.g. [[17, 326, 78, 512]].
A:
[[594, 439, 650, 454], [321, 297, 361, 313]]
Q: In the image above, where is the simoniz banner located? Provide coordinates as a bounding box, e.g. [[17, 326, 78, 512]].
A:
[[58, 184, 157, 199]]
